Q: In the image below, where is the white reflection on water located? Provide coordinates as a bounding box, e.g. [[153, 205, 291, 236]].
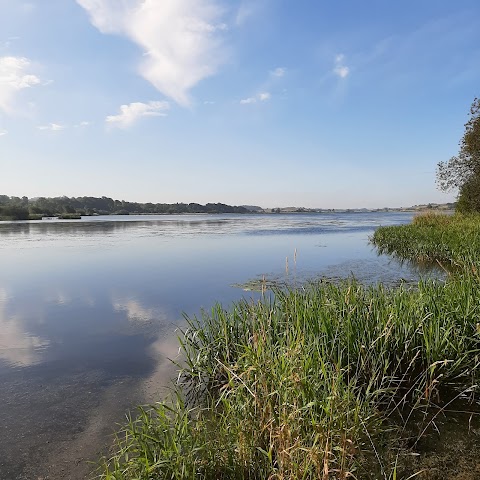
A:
[[112, 294, 167, 324], [44, 288, 96, 307], [0, 288, 49, 367], [46, 290, 72, 306]]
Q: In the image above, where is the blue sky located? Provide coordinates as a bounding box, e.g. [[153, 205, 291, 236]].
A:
[[0, 0, 479, 208]]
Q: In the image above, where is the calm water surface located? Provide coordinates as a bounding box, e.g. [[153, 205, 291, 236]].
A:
[[0, 212, 420, 479]]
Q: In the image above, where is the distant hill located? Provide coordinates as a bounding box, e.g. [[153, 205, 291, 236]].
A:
[[241, 205, 264, 212], [409, 202, 456, 211], [263, 203, 456, 214]]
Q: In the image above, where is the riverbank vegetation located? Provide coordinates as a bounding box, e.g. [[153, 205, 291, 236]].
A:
[[97, 214, 480, 479], [372, 212, 480, 270], [0, 195, 250, 220]]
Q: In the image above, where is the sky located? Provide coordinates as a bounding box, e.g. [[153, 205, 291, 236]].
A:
[[0, 0, 479, 209]]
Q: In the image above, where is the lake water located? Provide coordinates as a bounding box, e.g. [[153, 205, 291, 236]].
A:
[[0, 212, 421, 479]]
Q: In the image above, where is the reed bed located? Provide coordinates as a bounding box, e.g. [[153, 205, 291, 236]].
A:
[[371, 213, 480, 270], [98, 272, 480, 479]]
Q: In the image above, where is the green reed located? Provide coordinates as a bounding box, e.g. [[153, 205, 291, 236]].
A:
[[97, 272, 480, 480], [371, 213, 480, 270]]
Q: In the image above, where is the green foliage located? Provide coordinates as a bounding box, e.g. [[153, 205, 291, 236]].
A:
[[456, 175, 480, 213], [0, 205, 30, 220], [437, 98, 480, 211]]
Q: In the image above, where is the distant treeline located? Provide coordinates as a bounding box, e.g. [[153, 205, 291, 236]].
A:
[[0, 195, 250, 220]]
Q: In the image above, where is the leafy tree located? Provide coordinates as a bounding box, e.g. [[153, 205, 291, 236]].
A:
[[0, 205, 30, 220], [456, 175, 480, 213], [63, 204, 76, 214], [29, 205, 43, 214], [0, 193, 252, 218], [437, 98, 480, 211]]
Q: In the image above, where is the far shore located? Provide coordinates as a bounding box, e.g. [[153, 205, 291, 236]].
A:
[[0, 205, 456, 222]]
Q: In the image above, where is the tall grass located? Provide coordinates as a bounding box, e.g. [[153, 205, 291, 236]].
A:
[[98, 273, 480, 479], [371, 213, 480, 270]]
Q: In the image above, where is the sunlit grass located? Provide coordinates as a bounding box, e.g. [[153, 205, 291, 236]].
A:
[[371, 213, 480, 270], [97, 272, 480, 480]]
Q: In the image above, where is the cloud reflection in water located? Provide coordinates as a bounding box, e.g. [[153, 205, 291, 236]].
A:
[[0, 288, 49, 368]]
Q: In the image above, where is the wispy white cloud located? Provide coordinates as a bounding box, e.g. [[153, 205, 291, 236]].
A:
[[270, 67, 286, 78], [240, 97, 255, 105], [354, 13, 480, 88], [235, 1, 256, 26], [72, 120, 91, 128], [106, 101, 170, 128], [37, 123, 66, 131], [0, 56, 41, 114], [241, 68, 284, 105], [333, 54, 350, 79], [77, 0, 228, 107], [240, 91, 271, 105], [0, 129, 7, 136], [235, 0, 269, 26]]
